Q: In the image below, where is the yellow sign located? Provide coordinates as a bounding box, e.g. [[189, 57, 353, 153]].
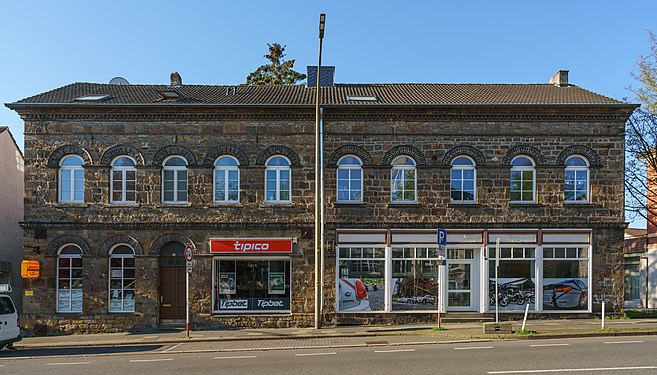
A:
[[24, 290, 33, 296], [21, 260, 40, 279]]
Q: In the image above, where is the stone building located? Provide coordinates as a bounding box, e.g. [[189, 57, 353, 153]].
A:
[[6, 69, 637, 334]]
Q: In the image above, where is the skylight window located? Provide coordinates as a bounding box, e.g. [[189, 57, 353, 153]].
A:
[[159, 91, 181, 99], [74, 94, 110, 102], [347, 96, 378, 101]]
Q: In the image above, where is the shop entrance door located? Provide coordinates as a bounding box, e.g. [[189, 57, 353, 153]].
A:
[[447, 249, 478, 311], [159, 242, 186, 321]]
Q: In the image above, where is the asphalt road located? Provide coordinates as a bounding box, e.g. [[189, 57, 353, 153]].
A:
[[2, 336, 657, 374]]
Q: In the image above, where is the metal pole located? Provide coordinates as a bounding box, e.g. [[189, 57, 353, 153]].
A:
[[320, 107, 325, 315], [186, 270, 190, 338], [495, 238, 500, 324], [601, 301, 605, 330], [314, 13, 325, 330]]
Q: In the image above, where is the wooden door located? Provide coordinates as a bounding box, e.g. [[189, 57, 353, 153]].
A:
[[160, 266, 186, 320]]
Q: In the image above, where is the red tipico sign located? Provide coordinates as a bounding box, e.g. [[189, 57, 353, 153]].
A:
[[210, 239, 293, 254]]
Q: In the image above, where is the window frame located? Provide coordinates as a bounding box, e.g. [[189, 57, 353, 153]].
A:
[[213, 156, 240, 204], [110, 156, 137, 204], [390, 155, 417, 203], [509, 155, 536, 203], [161, 155, 189, 204], [264, 155, 292, 204], [108, 245, 136, 313], [336, 155, 364, 204], [59, 155, 85, 203], [450, 156, 477, 204], [56, 245, 83, 313], [564, 155, 590, 203]]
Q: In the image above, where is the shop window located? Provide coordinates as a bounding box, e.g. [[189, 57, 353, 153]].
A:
[[162, 156, 188, 203], [57, 245, 83, 313], [564, 155, 590, 202], [450, 156, 476, 203], [391, 156, 416, 203], [391, 247, 439, 311], [542, 246, 589, 310], [337, 247, 385, 312], [109, 245, 136, 313], [110, 156, 137, 204], [510, 156, 535, 203], [336, 155, 363, 203], [214, 156, 240, 203], [265, 156, 291, 203], [213, 258, 290, 313], [59, 155, 84, 203], [488, 246, 536, 311]]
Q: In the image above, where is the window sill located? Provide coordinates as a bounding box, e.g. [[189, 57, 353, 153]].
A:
[[211, 202, 243, 207], [335, 202, 366, 207], [448, 202, 478, 207], [54, 203, 88, 208], [262, 202, 294, 207], [109, 203, 139, 207], [563, 202, 595, 207], [159, 202, 192, 207], [509, 202, 540, 207]]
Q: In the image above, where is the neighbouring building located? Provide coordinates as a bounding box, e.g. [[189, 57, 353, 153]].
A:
[[6, 69, 637, 335], [0, 126, 24, 312]]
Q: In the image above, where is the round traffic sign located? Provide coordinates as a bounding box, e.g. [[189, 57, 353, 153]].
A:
[[184, 245, 194, 262]]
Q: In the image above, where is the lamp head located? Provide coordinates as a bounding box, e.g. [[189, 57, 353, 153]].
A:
[[319, 14, 326, 38]]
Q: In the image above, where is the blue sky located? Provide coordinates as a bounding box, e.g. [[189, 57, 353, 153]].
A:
[[1, 0, 655, 225]]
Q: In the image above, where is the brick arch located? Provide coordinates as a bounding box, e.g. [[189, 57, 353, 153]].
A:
[[99, 235, 144, 256], [204, 145, 250, 167], [47, 145, 93, 167], [149, 233, 196, 255], [556, 145, 600, 167], [442, 145, 486, 166], [255, 145, 300, 166], [46, 236, 91, 256], [100, 145, 145, 166], [327, 145, 372, 167], [152, 145, 197, 166], [502, 145, 546, 166], [382, 145, 426, 166]]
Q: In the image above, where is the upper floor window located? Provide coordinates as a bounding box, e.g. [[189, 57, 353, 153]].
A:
[[510, 156, 536, 203], [57, 245, 83, 313], [265, 156, 291, 203], [162, 156, 188, 204], [59, 155, 85, 203], [214, 156, 240, 203], [337, 155, 363, 203], [111, 156, 136, 204], [391, 156, 416, 203], [450, 156, 476, 203], [564, 155, 590, 202], [109, 245, 135, 313]]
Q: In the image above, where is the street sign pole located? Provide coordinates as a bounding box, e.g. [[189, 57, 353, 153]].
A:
[[495, 238, 500, 324], [436, 229, 447, 329], [184, 245, 193, 338]]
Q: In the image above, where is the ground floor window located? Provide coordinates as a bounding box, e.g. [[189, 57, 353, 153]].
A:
[[337, 247, 385, 312], [488, 246, 536, 311], [392, 247, 439, 311], [57, 245, 83, 313], [109, 245, 136, 313], [542, 246, 589, 310], [213, 258, 290, 313]]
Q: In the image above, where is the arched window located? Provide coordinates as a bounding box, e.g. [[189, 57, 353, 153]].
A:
[[337, 155, 363, 203], [109, 245, 136, 313], [214, 156, 240, 203], [265, 156, 291, 203], [391, 155, 417, 203], [59, 155, 84, 203], [450, 156, 476, 203], [162, 156, 188, 203], [510, 156, 536, 203], [111, 156, 137, 204], [57, 245, 83, 313], [565, 155, 590, 202]]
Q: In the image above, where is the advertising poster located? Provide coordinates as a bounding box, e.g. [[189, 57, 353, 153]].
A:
[[542, 278, 588, 310], [219, 273, 236, 294], [488, 278, 535, 311], [268, 272, 285, 295]]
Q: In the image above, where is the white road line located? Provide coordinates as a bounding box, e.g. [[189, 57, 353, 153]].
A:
[[294, 352, 337, 357], [404, 341, 439, 345], [488, 366, 657, 374], [374, 349, 415, 353], [529, 343, 570, 347], [161, 343, 184, 352], [603, 340, 644, 344], [454, 346, 494, 350], [129, 358, 174, 363], [214, 355, 257, 359], [46, 362, 91, 366]]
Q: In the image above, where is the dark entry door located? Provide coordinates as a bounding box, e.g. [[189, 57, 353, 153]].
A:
[[160, 266, 186, 319]]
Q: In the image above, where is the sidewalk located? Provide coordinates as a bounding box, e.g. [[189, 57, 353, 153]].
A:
[[14, 318, 657, 350]]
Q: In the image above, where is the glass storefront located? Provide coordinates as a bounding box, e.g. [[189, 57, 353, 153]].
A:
[[392, 247, 439, 311], [542, 247, 589, 310], [337, 247, 385, 312], [488, 247, 536, 311]]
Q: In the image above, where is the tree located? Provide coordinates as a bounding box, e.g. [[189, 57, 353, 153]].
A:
[[245, 43, 306, 86]]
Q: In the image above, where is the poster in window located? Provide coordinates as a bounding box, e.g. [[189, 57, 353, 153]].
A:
[[219, 273, 236, 294], [123, 298, 135, 312], [110, 300, 122, 312], [58, 290, 70, 311], [268, 272, 285, 295], [110, 269, 123, 278], [71, 299, 82, 312]]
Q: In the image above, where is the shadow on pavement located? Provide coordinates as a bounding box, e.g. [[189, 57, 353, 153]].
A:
[[0, 344, 164, 358]]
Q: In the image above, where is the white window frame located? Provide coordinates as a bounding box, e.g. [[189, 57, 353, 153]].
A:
[[213, 156, 240, 203], [564, 155, 590, 203], [110, 156, 137, 204], [336, 245, 388, 312], [108, 245, 136, 313], [56, 245, 83, 313], [510, 155, 536, 203], [541, 245, 592, 312], [59, 155, 85, 203], [336, 155, 364, 204], [486, 245, 538, 313], [390, 156, 417, 203], [265, 156, 292, 204], [450, 156, 477, 204], [162, 156, 188, 204]]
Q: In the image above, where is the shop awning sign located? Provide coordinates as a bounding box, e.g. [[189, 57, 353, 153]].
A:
[[210, 239, 293, 254]]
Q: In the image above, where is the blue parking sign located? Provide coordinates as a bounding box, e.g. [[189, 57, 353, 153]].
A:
[[437, 229, 446, 246]]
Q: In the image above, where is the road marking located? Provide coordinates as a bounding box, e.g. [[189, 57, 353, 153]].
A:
[[488, 366, 657, 374], [603, 340, 644, 344], [214, 355, 257, 359], [374, 349, 415, 353], [294, 352, 337, 357], [404, 341, 438, 345], [46, 362, 91, 366], [454, 346, 494, 350], [529, 343, 570, 347], [129, 358, 174, 363], [161, 343, 184, 352]]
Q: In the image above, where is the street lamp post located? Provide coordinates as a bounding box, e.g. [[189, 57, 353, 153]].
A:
[[314, 13, 326, 330]]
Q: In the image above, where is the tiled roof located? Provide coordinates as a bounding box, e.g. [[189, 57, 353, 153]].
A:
[[7, 82, 633, 108]]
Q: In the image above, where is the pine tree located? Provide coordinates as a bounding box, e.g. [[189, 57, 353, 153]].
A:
[[245, 43, 306, 86]]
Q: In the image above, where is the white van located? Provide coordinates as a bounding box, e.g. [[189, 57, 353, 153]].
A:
[[0, 285, 21, 350]]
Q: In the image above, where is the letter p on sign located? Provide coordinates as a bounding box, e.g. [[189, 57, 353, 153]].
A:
[[437, 229, 447, 246]]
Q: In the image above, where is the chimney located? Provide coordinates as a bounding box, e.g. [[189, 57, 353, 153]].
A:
[[170, 71, 182, 86], [307, 66, 335, 87], [548, 70, 569, 87]]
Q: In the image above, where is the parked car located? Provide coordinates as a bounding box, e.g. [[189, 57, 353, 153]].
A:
[[395, 296, 415, 304], [415, 295, 437, 304], [0, 286, 21, 350], [543, 279, 588, 309], [338, 278, 371, 311]]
